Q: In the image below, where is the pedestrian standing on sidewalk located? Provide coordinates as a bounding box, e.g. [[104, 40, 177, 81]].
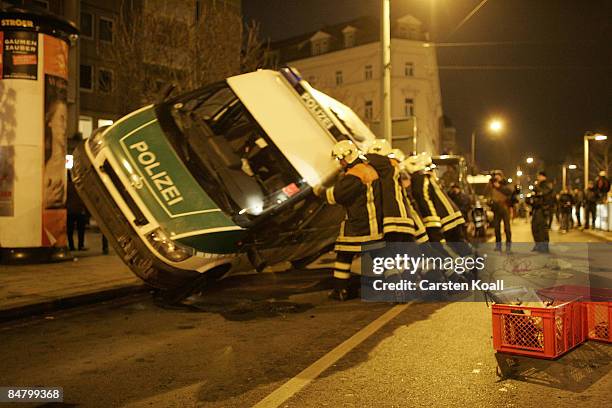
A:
[[584, 181, 598, 229], [594, 171, 610, 201], [486, 171, 513, 253], [66, 171, 88, 251], [558, 189, 574, 233], [315, 140, 383, 301], [531, 171, 554, 253], [573, 187, 584, 228]]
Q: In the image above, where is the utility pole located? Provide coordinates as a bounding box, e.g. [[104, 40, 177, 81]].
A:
[[380, 0, 392, 145]]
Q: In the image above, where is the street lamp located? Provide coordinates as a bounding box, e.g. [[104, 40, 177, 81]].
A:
[[562, 164, 577, 190], [526, 157, 534, 164], [583, 131, 608, 190], [489, 119, 503, 133], [471, 118, 504, 168], [516, 170, 523, 177]]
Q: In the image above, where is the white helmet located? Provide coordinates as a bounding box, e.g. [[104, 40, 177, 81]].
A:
[[367, 139, 392, 156], [402, 153, 432, 174], [331, 140, 361, 164], [389, 148, 405, 162]]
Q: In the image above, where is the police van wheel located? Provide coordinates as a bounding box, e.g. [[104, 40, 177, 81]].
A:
[[154, 264, 232, 305], [291, 245, 334, 270]]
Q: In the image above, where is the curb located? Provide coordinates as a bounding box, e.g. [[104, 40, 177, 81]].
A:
[[581, 229, 612, 242], [0, 284, 149, 323]]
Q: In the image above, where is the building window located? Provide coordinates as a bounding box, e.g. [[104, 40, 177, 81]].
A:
[[79, 116, 93, 139], [344, 32, 355, 48], [99, 17, 114, 43], [364, 100, 373, 120], [311, 39, 329, 56], [335, 70, 343, 86], [98, 68, 113, 93], [80, 12, 93, 39], [80, 64, 93, 91], [364, 65, 372, 80], [404, 98, 415, 117], [405, 62, 414, 77]]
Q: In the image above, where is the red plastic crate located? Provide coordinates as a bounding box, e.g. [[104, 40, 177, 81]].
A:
[[584, 302, 611, 343], [537, 285, 612, 343], [491, 299, 584, 359]]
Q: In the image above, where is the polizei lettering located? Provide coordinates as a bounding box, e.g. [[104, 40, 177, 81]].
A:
[[129, 141, 184, 206], [300, 92, 334, 129]]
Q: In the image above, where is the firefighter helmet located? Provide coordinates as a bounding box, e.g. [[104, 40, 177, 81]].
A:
[[403, 153, 432, 174], [331, 140, 361, 164], [367, 139, 392, 156], [389, 148, 405, 162]]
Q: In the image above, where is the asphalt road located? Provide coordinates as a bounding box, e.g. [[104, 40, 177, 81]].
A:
[[1, 222, 610, 407]]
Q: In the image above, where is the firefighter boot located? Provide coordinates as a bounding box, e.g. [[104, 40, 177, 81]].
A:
[[328, 277, 353, 301]]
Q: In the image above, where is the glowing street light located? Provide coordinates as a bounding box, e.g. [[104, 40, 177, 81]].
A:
[[526, 157, 534, 164], [584, 131, 608, 189], [516, 170, 523, 177], [507, 178, 513, 183], [471, 117, 506, 168], [488, 119, 503, 133], [562, 163, 578, 189]]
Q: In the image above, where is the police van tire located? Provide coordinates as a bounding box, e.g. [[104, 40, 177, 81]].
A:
[[291, 244, 334, 270], [156, 263, 232, 305]]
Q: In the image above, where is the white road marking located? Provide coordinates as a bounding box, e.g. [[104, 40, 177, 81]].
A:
[[252, 303, 410, 408]]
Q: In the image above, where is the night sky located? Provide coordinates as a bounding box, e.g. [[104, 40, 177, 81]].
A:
[[243, 0, 611, 177]]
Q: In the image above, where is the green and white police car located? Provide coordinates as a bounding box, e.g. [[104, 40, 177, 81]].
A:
[[72, 68, 375, 299]]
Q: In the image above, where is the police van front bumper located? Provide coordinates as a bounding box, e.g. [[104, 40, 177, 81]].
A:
[[71, 142, 202, 289]]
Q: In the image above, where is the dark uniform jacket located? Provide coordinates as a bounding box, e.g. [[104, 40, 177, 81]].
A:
[[533, 180, 554, 209], [403, 190, 429, 244], [410, 171, 465, 236], [325, 162, 384, 252], [366, 153, 416, 237], [558, 192, 574, 211]]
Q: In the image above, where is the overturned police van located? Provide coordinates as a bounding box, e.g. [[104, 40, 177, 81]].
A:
[[72, 68, 375, 300]]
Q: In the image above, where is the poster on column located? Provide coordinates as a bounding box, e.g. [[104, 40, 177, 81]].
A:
[[42, 35, 69, 247], [1, 30, 38, 80]]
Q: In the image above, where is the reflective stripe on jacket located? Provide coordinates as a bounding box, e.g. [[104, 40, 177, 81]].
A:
[[325, 162, 384, 252]]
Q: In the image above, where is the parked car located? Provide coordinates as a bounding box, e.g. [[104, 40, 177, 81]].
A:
[[72, 68, 375, 301]]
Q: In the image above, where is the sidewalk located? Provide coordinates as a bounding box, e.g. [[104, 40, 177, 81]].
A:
[[581, 228, 612, 242], [0, 230, 145, 321]]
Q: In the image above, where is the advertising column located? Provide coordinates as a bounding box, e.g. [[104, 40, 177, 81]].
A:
[[0, 9, 77, 263]]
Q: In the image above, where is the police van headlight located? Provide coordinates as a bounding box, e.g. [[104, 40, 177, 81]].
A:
[[88, 130, 106, 157], [146, 228, 194, 262]]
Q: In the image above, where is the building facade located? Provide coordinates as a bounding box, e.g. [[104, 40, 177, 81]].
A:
[[2, 0, 241, 142], [269, 15, 444, 155]]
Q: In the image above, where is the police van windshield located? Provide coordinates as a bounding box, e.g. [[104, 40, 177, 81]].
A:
[[165, 84, 305, 223]]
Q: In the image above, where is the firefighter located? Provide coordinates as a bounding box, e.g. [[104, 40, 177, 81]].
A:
[[315, 140, 384, 301], [398, 159, 467, 294], [403, 153, 477, 284], [366, 140, 416, 242], [403, 153, 466, 245]]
